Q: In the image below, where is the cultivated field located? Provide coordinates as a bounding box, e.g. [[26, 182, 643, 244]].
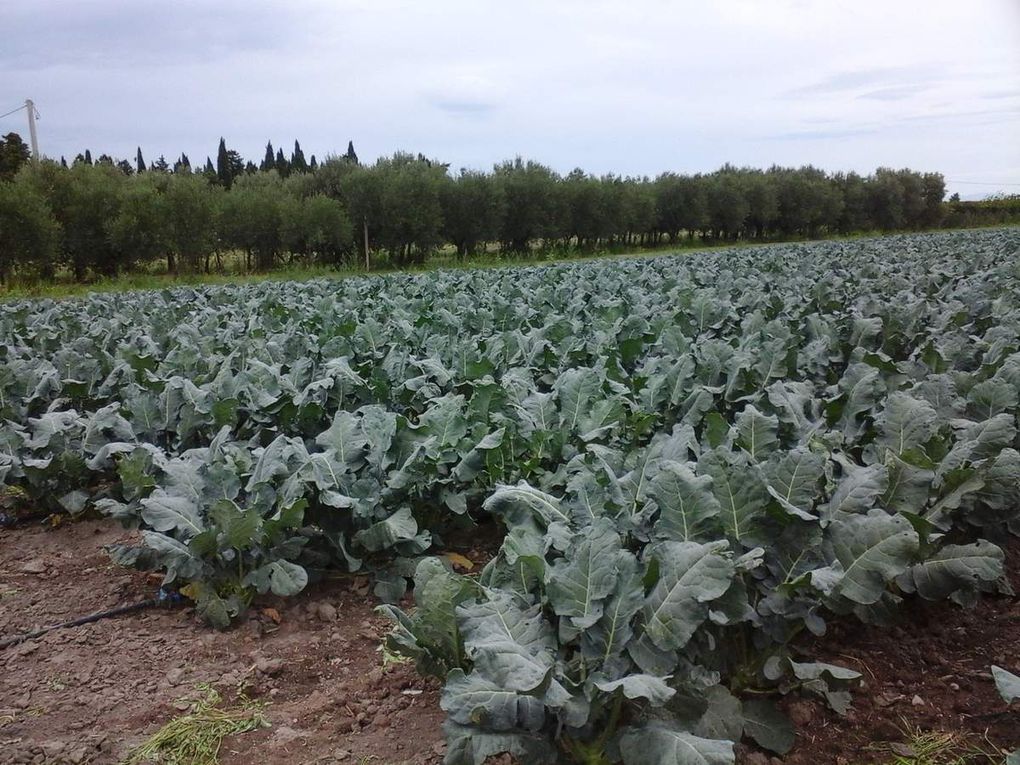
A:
[[1, 228, 1019, 764]]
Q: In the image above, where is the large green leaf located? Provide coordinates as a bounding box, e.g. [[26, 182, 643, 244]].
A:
[[441, 669, 546, 731], [643, 540, 735, 651], [763, 448, 825, 520], [650, 461, 722, 542], [741, 699, 794, 755], [992, 665, 1020, 704], [458, 593, 556, 657], [139, 490, 204, 538], [580, 552, 644, 666], [882, 453, 933, 515], [733, 405, 779, 462], [379, 557, 478, 675], [353, 506, 421, 552], [897, 541, 1003, 601], [546, 518, 623, 628], [815, 510, 919, 605], [314, 409, 368, 467], [874, 392, 938, 458], [265, 559, 308, 596], [698, 449, 768, 546], [592, 674, 675, 705], [967, 379, 1018, 419], [483, 482, 571, 527], [555, 366, 602, 433], [823, 454, 889, 519], [442, 721, 557, 765], [618, 722, 735, 765], [417, 393, 469, 449]]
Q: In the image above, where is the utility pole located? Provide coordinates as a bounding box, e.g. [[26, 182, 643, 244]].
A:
[[363, 217, 370, 271], [25, 99, 39, 160]]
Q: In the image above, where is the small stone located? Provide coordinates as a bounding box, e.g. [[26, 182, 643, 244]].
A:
[[336, 716, 356, 733], [255, 657, 285, 676], [39, 741, 64, 757], [317, 602, 338, 622], [269, 726, 306, 748], [333, 751, 351, 761], [219, 672, 239, 687], [432, 741, 448, 756], [165, 667, 185, 685], [911, 694, 924, 707], [20, 559, 46, 574], [787, 701, 813, 727], [876, 692, 901, 708], [743, 754, 770, 765], [949, 682, 960, 691]]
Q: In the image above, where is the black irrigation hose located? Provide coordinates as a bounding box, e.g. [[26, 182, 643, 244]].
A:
[[0, 511, 53, 529], [0, 589, 185, 651]]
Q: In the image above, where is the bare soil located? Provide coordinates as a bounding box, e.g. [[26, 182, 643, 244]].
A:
[[780, 537, 1020, 765], [0, 520, 445, 765], [1, 520, 1017, 765]]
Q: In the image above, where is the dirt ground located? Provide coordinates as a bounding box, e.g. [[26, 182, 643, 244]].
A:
[[780, 536, 1020, 765], [1, 520, 1017, 765], [0, 520, 445, 765]]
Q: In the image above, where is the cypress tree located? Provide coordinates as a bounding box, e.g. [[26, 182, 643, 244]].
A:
[[216, 137, 231, 187], [84, 149, 93, 165], [291, 140, 307, 173], [262, 141, 275, 171], [136, 147, 146, 173], [205, 157, 215, 174], [309, 155, 318, 170], [60, 156, 68, 168], [275, 147, 290, 177], [344, 140, 358, 165]]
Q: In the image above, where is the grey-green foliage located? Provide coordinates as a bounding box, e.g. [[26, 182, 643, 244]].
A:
[[992, 665, 1020, 704], [1, 229, 1019, 761]]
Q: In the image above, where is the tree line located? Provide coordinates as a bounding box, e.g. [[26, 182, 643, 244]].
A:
[[0, 131, 1016, 284]]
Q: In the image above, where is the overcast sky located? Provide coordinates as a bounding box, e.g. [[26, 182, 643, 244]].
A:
[[3, 0, 1018, 198]]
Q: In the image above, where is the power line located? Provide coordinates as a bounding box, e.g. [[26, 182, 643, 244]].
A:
[[948, 180, 1020, 187], [0, 103, 27, 120]]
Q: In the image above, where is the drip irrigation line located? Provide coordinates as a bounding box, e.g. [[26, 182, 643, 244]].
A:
[[0, 588, 184, 651], [0, 511, 53, 529]]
